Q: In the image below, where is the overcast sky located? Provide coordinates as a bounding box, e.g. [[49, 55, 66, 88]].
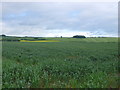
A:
[[1, 2, 118, 37]]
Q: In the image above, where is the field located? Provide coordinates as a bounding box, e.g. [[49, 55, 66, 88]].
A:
[[2, 37, 119, 88]]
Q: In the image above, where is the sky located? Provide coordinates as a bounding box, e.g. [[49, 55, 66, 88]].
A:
[[1, 2, 118, 37]]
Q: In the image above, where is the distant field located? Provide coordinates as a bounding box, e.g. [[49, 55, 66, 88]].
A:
[[20, 40, 60, 42], [2, 37, 119, 88]]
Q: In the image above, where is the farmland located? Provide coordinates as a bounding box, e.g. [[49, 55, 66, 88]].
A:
[[2, 37, 119, 88]]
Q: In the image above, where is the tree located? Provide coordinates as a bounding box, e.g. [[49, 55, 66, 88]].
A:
[[73, 35, 86, 38], [1, 34, 6, 37]]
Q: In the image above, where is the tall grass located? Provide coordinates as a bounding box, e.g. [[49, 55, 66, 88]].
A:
[[2, 38, 119, 88]]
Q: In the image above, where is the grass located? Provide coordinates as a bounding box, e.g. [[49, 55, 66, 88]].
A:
[[2, 37, 119, 88], [0, 41, 2, 90]]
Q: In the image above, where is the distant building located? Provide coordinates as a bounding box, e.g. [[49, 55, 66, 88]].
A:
[[73, 35, 86, 38]]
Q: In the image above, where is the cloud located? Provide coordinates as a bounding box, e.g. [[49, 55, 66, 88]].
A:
[[2, 2, 118, 37]]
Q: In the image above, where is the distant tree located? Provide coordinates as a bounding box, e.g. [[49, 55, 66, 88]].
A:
[[61, 36, 62, 38], [73, 35, 86, 38], [1, 34, 6, 37], [34, 37, 38, 39]]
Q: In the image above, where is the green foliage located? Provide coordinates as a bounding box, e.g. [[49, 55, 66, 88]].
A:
[[2, 38, 119, 88], [2, 37, 20, 41]]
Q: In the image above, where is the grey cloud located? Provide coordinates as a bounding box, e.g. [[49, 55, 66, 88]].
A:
[[2, 2, 118, 37]]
